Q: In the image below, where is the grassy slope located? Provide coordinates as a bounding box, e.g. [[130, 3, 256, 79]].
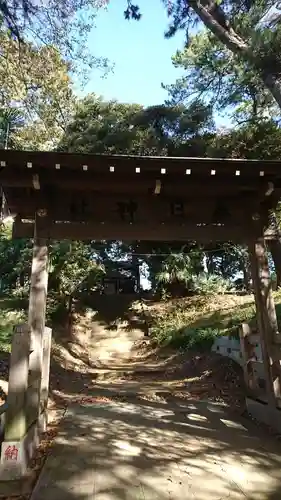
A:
[[145, 290, 281, 349], [0, 298, 26, 352], [2, 290, 281, 353], [1, 291, 281, 414]]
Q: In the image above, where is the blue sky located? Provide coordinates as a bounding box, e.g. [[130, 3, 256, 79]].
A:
[[83, 0, 185, 106]]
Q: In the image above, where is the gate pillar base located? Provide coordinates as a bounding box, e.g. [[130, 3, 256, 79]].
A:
[[0, 409, 47, 480], [246, 396, 281, 433], [0, 410, 47, 486]]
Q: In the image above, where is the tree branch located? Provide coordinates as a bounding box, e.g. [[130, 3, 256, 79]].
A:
[[189, 0, 249, 54], [188, 0, 281, 109]]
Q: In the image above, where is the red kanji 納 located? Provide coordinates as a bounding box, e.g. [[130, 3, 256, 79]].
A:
[[4, 445, 19, 461]]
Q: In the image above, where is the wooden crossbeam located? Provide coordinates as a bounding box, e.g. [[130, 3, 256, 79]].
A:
[[1, 149, 281, 177], [1, 170, 280, 193], [4, 190, 263, 224], [12, 219, 262, 242]]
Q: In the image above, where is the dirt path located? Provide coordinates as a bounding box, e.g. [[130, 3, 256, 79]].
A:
[[32, 399, 281, 500], [50, 326, 246, 416], [0, 307, 274, 500]]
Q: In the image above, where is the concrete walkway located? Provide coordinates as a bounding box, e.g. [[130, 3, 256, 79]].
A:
[[31, 399, 281, 500]]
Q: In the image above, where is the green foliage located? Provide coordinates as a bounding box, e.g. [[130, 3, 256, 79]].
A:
[[46, 241, 105, 321], [0, 299, 26, 352], [59, 94, 213, 156], [192, 274, 233, 295], [0, 30, 75, 150], [157, 1, 281, 113], [203, 244, 251, 291], [209, 120, 281, 159], [0, 107, 24, 148], [150, 293, 259, 350], [49, 241, 104, 296], [0, 223, 107, 321], [152, 320, 221, 350], [0, 0, 108, 77], [160, 3, 281, 296], [155, 248, 234, 296], [59, 94, 146, 154], [165, 29, 279, 123], [0, 222, 32, 296], [132, 101, 214, 156], [156, 253, 194, 286], [176, 327, 221, 350]]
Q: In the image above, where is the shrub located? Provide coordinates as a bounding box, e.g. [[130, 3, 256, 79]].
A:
[[169, 326, 221, 350], [151, 314, 221, 350], [192, 274, 233, 295], [0, 307, 26, 352]]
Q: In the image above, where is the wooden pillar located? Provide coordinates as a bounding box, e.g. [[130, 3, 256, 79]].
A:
[[249, 238, 281, 407], [0, 324, 31, 478], [0, 218, 49, 478], [40, 326, 52, 413], [240, 323, 259, 392], [3, 324, 30, 442], [27, 220, 49, 426]]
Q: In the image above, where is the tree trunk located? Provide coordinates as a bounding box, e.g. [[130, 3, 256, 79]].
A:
[[267, 239, 281, 289], [190, 0, 248, 52], [266, 210, 281, 289], [189, 0, 281, 109], [67, 294, 74, 334], [242, 263, 251, 292], [19, 271, 25, 287], [132, 254, 140, 292], [262, 73, 281, 110], [206, 254, 215, 274]]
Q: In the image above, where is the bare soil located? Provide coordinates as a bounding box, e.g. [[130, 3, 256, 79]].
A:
[[0, 296, 250, 499]]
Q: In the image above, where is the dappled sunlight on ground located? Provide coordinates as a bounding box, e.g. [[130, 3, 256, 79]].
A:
[[2, 293, 281, 499], [32, 399, 281, 500]]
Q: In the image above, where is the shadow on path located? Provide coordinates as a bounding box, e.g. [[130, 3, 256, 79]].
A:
[[31, 398, 281, 500]]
